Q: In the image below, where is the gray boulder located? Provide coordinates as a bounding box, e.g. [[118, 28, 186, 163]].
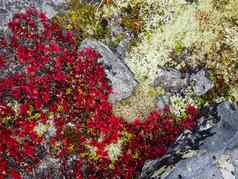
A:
[[79, 39, 138, 103], [116, 33, 133, 60]]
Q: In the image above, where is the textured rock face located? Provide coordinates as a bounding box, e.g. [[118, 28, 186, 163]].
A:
[[140, 101, 238, 179], [79, 39, 138, 104], [153, 68, 188, 93], [190, 70, 214, 96], [23, 157, 61, 179], [0, 0, 67, 29], [153, 68, 213, 96], [201, 102, 238, 152]]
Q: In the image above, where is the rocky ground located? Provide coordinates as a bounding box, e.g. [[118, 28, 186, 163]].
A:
[[1, 0, 238, 179], [141, 101, 238, 179]]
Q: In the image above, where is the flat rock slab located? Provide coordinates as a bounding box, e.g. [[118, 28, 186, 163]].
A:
[[201, 102, 238, 152], [79, 39, 138, 104]]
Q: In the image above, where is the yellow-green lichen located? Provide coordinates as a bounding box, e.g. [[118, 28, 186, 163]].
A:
[[113, 82, 158, 122]]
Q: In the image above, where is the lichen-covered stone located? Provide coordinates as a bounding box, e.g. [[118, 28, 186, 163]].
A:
[[155, 96, 170, 112], [190, 70, 214, 96], [153, 68, 188, 93]]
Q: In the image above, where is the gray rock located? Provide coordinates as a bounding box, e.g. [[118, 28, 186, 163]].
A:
[[201, 102, 238, 152], [0, 53, 22, 79], [190, 70, 214, 96], [153, 68, 214, 96], [153, 68, 188, 93], [79, 39, 138, 103], [162, 149, 237, 179], [140, 102, 238, 179], [22, 154, 80, 179], [163, 152, 224, 179]]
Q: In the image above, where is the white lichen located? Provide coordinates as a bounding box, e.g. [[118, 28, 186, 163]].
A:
[[125, 0, 217, 83], [105, 142, 122, 162], [34, 120, 56, 138]]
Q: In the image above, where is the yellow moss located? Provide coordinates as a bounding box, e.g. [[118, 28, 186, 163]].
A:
[[1, 116, 13, 127], [66, 88, 73, 95], [85, 145, 100, 161], [34, 123, 50, 137], [120, 131, 132, 144], [120, 2, 144, 34], [27, 105, 33, 116], [57, 105, 64, 112], [48, 112, 54, 119], [67, 143, 75, 152], [53, 2, 109, 42], [28, 113, 41, 121], [132, 151, 140, 159]]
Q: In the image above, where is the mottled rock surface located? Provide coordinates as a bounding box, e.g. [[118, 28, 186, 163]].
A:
[[153, 68, 214, 96], [140, 101, 238, 179], [153, 68, 188, 93], [79, 39, 138, 103], [190, 69, 214, 96]]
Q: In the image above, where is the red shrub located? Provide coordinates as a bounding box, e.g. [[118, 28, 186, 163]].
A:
[[0, 8, 198, 179]]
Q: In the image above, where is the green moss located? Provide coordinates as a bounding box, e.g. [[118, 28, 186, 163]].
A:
[[175, 40, 184, 54], [108, 32, 126, 49], [1, 116, 14, 128]]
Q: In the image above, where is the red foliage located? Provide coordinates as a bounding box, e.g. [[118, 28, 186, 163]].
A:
[[0, 8, 198, 178]]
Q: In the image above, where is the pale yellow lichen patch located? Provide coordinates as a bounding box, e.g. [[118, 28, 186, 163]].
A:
[[229, 86, 238, 102], [106, 142, 122, 162], [113, 82, 158, 122]]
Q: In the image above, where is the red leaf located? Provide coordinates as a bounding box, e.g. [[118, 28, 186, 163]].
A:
[[11, 169, 21, 179], [0, 56, 5, 68]]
